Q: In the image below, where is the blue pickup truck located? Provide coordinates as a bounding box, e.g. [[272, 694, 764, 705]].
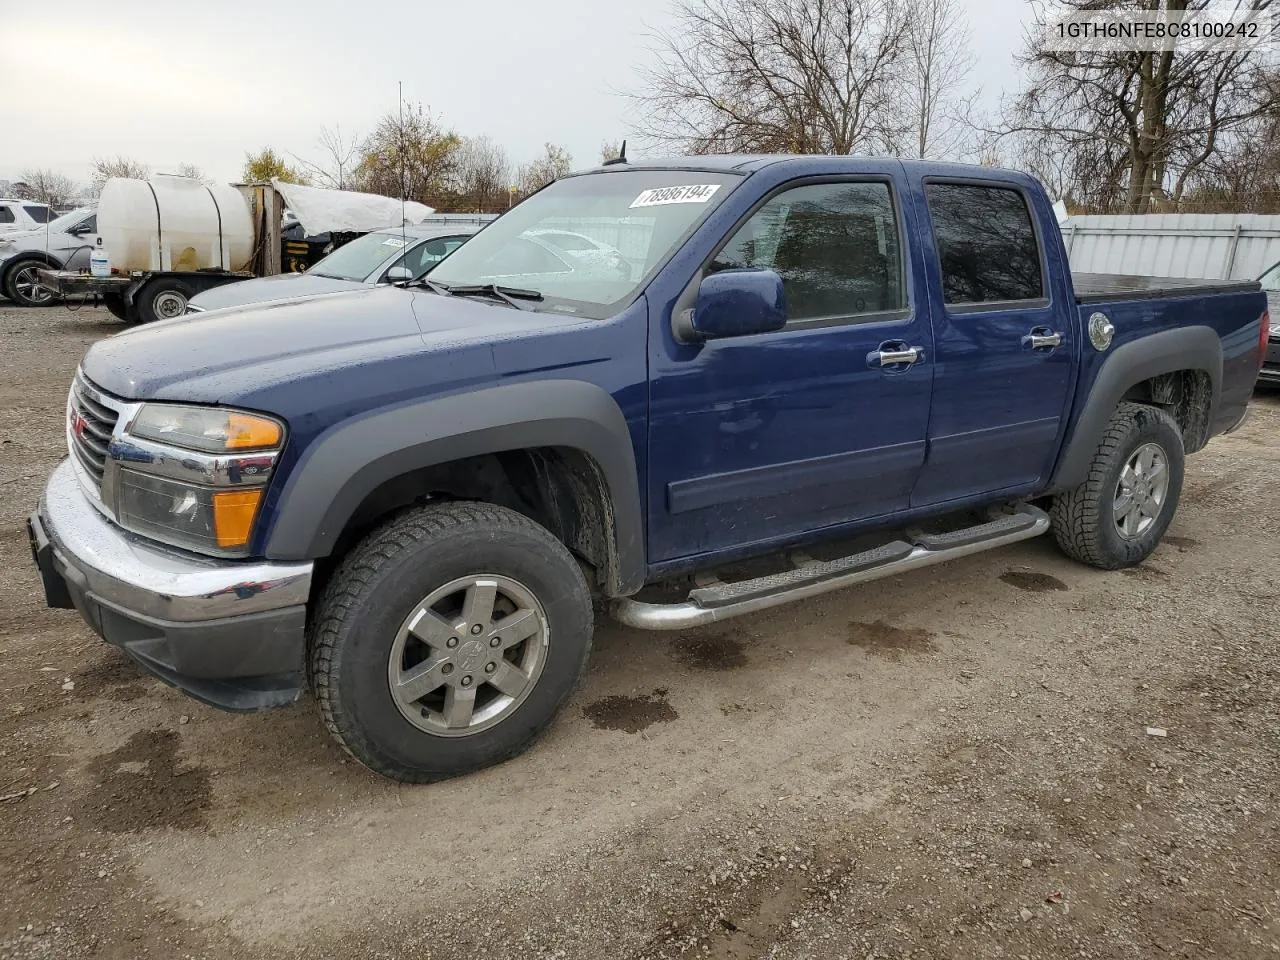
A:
[[28, 156, 1268, 782]]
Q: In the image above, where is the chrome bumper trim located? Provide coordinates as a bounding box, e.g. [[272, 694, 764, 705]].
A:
[[40, 459, 312, 623]]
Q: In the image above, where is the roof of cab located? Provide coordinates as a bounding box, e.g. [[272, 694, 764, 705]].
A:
[[573, 154, 1026, 180]]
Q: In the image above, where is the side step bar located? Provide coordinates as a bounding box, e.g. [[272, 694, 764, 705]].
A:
[[610, 504, 1051, 630]]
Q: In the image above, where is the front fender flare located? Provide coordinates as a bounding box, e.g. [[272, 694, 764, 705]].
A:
[[1049, 325, 1222, 490], [263, 379, 645, 595]]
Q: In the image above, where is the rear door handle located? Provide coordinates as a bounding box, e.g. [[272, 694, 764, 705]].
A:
[[1022, 327, 1063, 351], [867, 343, 924, 369]]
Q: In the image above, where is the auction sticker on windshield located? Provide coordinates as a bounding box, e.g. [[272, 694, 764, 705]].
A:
[[630, 184, 722, 208]]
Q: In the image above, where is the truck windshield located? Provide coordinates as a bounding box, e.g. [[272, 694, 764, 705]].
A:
[[309, 232, 410, 281], [426, 170, 743, 317]]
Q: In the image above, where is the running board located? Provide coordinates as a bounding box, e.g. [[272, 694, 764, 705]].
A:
[[610, 504, 1051, 630]]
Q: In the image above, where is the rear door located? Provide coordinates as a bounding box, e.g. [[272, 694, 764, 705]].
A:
[[646, 172, 936, 563], [909, 178, 1078, 506]]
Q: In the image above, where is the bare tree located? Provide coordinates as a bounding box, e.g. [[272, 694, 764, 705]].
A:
[[90, 156, 150, 192], [1000, 0, 1278, 213], [633, 0, 911, 154], [355, 104, 462, 203], [600, 139, 623, 163], [516, 143, 572, 196], [175, 162, 210, 183], [294, 125, 362, 190], [454, 136, 512, 212], [895, 0, 978, 159], [17, 168, 79, 208]]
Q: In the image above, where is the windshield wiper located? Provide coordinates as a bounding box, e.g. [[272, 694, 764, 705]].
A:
[[443, 283, 544, 311], [413, 278, 453, 296]]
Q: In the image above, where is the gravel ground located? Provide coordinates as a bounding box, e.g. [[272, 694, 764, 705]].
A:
[[0, 301, 1277, 960]]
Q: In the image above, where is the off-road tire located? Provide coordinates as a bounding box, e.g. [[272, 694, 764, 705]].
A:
[[1050, 402, 1184, 570], [309, 501, 593, 783]]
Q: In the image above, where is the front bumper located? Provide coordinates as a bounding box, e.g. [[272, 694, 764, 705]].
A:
[[29, 459, 314, 711]]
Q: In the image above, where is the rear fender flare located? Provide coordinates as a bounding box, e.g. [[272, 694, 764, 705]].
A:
[[1050, 325, 1222, 490], [262, 379, 645, 595]]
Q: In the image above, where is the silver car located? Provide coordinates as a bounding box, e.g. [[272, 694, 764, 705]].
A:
[[0, 207, 98, 306], [186, 224, 480, 314]]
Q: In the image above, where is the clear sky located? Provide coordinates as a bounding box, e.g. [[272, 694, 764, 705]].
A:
[[0, 0, 1032, 186]]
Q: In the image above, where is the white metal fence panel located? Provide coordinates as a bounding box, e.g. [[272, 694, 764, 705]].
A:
[[1061, 214, 1280, 281]]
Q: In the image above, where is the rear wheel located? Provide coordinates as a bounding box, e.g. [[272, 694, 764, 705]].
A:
[[1051, 402, 1184, 569], [136, 278, 193, 323], [3, 259, 56, 307], [309, 502, 594, 783]]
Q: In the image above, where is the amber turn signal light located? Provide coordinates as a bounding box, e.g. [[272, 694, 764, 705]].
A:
[[226, 413, 283, 450], [212, 489, 263, 548]]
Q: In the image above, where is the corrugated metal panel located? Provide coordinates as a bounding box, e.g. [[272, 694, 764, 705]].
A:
[[1062, 214, 1280, 280]]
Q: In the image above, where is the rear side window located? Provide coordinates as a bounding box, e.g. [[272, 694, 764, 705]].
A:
[[711, 181, 904, 322], [925, 183, 1043, 305], [0, 207, 13, 224], [24, 205, 53, 224]]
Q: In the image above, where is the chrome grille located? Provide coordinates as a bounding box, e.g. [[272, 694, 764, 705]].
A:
[[68, 375, 121, 490]]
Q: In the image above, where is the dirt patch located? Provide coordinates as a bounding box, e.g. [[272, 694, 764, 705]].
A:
[[582, 689, 678, 733], [670, 632, 748, 670], [1000, 571, 1069, 592], [846, 619, 937, 660], [72, 650, 143, 698], [1122, 562, 1169, 581], [87, 729, 211, 833], [1163, 535, 1200, 550]]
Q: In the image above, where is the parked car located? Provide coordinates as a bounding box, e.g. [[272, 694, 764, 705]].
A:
[[0, 198, 55, 236], [29, 155, 1268, 784], [185, 224, 480, 313], [526, 228, 633, 278], [1258, 259, 1280, 385], [0, 207, 97, 305]]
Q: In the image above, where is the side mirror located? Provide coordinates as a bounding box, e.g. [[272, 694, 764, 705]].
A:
[[678, 268, 787, 342], [384, 266, 412, 284], [69, 223, 91, 236]]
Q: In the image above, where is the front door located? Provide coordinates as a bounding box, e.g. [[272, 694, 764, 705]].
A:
[[909, 180, 1077, 506], [647, 176, 935, 564]]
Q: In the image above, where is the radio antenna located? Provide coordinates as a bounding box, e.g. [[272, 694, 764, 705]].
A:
[[398, 80, 408, 280]]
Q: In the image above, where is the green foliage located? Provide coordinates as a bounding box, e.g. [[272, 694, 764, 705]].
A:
[[242, 148, 308, 185], [354, 104, 462, 204]]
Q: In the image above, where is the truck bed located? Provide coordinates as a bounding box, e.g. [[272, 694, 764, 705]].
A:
[[1074, 272, 1261, 304]]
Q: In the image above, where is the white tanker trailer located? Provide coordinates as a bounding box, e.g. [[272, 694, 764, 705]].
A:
[[39, 176, 434, 323]]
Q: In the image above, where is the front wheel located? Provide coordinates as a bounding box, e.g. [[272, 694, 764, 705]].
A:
[[309, 502, 594, 782], [1051, 402, 1185, 569], [3, 259, 56, 307]]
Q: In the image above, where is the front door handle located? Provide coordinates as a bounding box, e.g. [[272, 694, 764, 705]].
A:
[[1022, 327, 1063, 351], [867, 343, 924, 369]]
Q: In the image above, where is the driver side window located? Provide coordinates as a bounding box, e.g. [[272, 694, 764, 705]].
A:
[[711, 181, 904, 323]]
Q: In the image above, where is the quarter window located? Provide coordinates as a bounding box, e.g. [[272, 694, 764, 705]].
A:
[[711, 181, 904, 322], [0, 207, 14, 224], [925, 183, 1044, 305]]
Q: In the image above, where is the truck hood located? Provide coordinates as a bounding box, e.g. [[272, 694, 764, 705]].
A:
[[80, 285, 583, 403], [186, 272, 369, 312]]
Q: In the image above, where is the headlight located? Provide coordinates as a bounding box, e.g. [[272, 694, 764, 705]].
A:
[[129, 404, 282, 453], [112, 403, 285, 556], [117, 470, 264, 553]]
